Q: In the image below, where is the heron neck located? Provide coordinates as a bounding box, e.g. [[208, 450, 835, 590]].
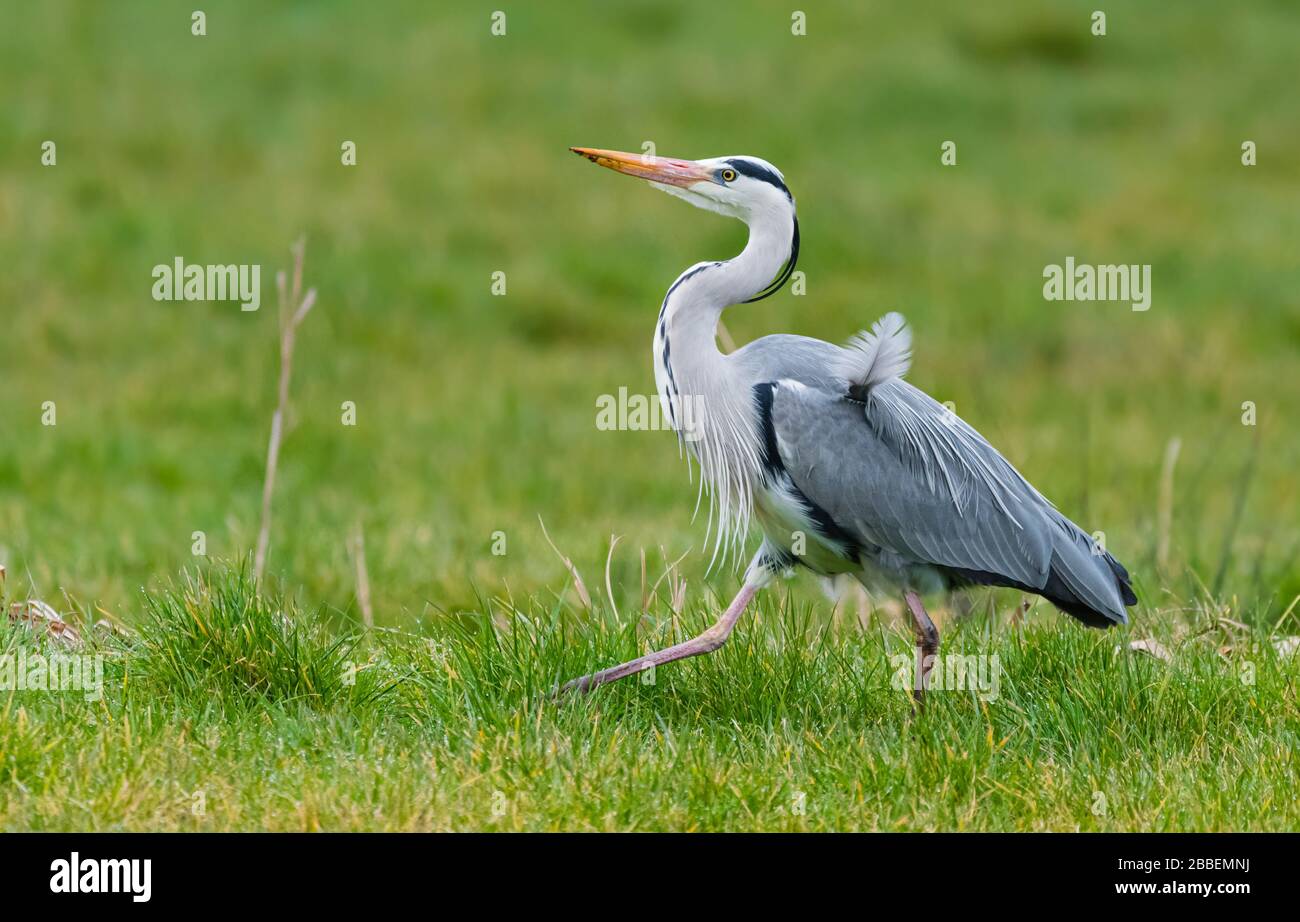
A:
[[652, 210, 793, 566], [662, 208, 795, 358]]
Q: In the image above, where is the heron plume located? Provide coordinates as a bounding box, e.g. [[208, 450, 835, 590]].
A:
[[835, 312, 913, 394]]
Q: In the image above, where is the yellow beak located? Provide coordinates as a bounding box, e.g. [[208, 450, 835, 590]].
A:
[[570, 147, 713, 188]]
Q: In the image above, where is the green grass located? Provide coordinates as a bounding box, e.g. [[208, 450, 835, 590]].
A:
[[1, 1, 1298, 830], [2, 564, 1296, 830]]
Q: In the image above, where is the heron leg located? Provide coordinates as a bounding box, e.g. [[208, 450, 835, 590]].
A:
[[904, 590, 939, 711], [555, 581, 760, 697]]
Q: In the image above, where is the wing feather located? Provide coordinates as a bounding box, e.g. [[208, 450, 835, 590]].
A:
[[767, 377, 1129, 623]]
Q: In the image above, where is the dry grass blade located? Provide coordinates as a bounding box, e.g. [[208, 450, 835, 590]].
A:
[[603, 534, 622, 621], [537, 516, 591, 610], [647, 544, 691, 613], [854, 583, 872, 632], [639, 547, 648, 614], [1272, 594, 1300, 635], [715, 318, 738, 354], [254, 237, 319, 585], [349, 521, 374, 628], [671, 576, 688, 615], [1211, 435, 1259, 598], [1009, 596, 1032, 629], [1157, 436, 1181, 577]]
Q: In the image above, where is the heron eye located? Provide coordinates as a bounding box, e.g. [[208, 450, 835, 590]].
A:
[[721, 168, 737, 183]]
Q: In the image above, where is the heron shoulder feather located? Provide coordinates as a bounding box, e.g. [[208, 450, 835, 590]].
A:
[[834, 312, 912, 397]]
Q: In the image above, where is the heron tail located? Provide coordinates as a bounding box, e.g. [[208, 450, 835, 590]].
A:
[[944, 519, 1137, 628], [1037, 518, 1137, 628]]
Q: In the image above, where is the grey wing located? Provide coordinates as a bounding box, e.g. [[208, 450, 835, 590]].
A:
[[765, 378, 1132, 626]]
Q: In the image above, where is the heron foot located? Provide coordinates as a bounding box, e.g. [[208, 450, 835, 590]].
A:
[[552, 583, 759, 701], [904, 590, 939, 714]]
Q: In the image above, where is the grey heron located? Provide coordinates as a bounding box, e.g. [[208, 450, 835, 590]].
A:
[[559, 147, 1137, 706]]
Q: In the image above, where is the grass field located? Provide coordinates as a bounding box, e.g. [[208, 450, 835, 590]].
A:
[[1, 1, 1298, 830]]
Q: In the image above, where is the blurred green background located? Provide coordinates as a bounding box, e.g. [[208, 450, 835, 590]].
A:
[[1, 0, 1297, 625]]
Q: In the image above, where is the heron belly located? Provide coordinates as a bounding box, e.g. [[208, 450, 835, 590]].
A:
[[753, 477, 949, 594], [754, 479, 860, 577]]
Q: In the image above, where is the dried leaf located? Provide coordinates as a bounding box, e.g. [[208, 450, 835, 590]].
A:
[[8, 599, 82, 647], [93, 618, 131, 638], [1126, 638, 1172, 663]]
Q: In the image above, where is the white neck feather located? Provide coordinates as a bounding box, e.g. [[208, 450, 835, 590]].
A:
[[652, 208, 795, 566]]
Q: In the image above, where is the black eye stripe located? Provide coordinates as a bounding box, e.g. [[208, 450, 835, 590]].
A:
[[724, 158, 792, 200]]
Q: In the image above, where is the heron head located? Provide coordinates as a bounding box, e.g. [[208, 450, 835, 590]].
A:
[[570, 147, 794, 223]]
